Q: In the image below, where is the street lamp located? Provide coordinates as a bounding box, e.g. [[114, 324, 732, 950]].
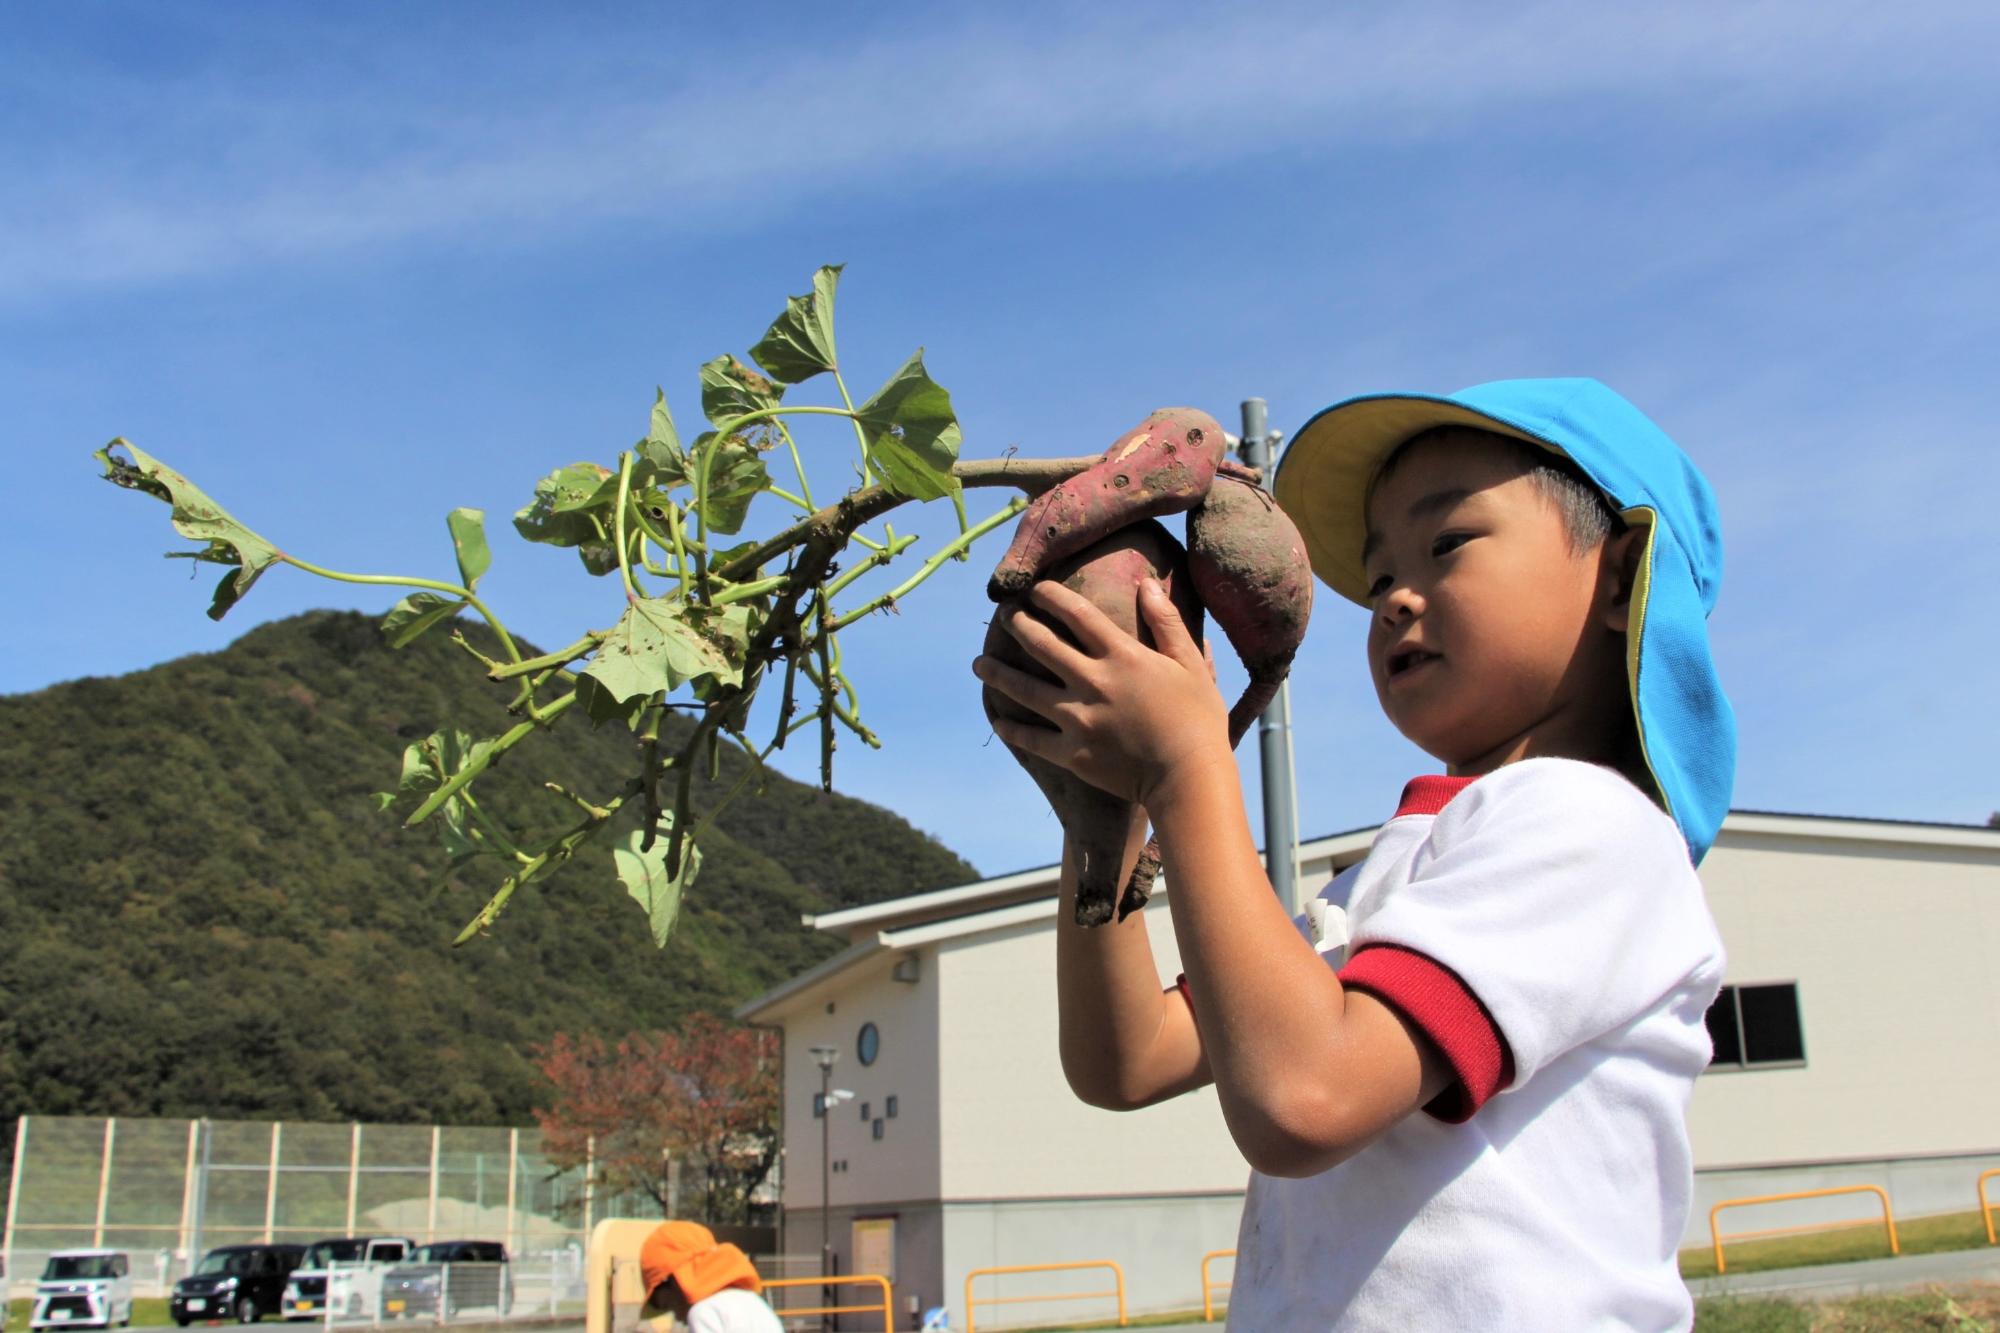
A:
[[806, 1046, 846, 1286]]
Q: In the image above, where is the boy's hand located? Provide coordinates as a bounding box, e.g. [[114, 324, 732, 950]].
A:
[[974, 577, 1231, 805]]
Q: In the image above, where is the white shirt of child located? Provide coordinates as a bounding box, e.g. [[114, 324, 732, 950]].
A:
[[1224, 758, 1725, 1332], [685, 1287, 784, 1333]]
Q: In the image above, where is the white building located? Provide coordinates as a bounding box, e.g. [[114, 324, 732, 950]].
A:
[[737, 810, 2000, 1327]]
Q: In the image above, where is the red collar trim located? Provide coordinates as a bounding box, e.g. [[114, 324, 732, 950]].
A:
[[1395, 774, 1478, 818]]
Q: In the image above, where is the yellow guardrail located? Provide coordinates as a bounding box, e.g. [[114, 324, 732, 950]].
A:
[[762, 1274, 893, 1331], [1709, 1184, 1899, 1273], [1199, 1249, 1234, 1322], [964, 1260, 1126, 1333], [1979, 1169, 2000, 1245]]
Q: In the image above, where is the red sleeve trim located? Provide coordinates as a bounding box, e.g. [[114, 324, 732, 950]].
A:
[[1171, 972, 1196, 1028], [1338, 944, 1513, 1123]]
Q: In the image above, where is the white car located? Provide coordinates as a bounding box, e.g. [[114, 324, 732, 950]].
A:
[[29, 1251, 133, 1331], [281, 1238, 413, 1322]]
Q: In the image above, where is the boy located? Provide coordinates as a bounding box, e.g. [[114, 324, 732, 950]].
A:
[[636, 1222, 782, 1332], [973, 379, 1733, 1329]]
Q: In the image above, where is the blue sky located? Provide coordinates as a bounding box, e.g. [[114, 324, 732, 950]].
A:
[[7, 1, 1997, 878]]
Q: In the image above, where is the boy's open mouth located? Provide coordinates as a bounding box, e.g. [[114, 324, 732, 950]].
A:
[[1387, 647, 1440, 679]]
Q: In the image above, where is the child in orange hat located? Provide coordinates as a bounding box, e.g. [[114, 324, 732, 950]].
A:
[[637, 1222, 781, 1333]]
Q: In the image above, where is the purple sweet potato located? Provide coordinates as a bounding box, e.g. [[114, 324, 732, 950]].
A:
[[982, 519, 1205, 927], [1118, 475, 1315, 913], [1187, 474, 1315, 746], [986, 408, 1225, 602]]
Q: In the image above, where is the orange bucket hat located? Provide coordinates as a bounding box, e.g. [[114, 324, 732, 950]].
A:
[[639, 1221, 761, 1306]]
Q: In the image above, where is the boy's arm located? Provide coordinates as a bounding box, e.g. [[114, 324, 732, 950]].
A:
[[1054, 814, 1211, 1109], [978, 578, 1453, 1176]]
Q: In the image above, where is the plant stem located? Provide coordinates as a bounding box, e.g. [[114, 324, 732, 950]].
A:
[[405, 691, 578, 826], [823, 532, 920, 600], [830, 495, 1027, 631], [453, 778, 639, 946], [814, 589, 835, 790], [488, 634, 604, 680], [279, 555, 522, 662], [830, 366, 877, 485], [614, 451, 644, 601], [777, 420, 816, 510], [711, 575, 789, 606]]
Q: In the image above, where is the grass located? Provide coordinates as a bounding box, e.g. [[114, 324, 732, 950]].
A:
[[1695, 1285, 2000, 1331], [5, 1298, 174, 1329], [1680, 1207, 1996, 1280]]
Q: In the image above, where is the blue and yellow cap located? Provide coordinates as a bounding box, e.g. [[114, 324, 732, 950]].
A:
[[1271, 377, 1736, 863]]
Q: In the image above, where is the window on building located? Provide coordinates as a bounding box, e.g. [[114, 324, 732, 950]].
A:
[[1704, 982, 1805, 1070], [872, 1118, 885, 1141], [885, 1095, 898, 1119], [812, 1093, 826, 1118], [859, 1101, 870, 1122]]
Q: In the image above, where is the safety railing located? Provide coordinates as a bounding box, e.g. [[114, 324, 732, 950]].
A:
[[964, 1260, 1126, 1333], [1199, 1249, 1234, 1323], [762, 1274, 893, 1332], [1709, 1185, 1899, 1273], [1979, 1169, 2000, 1245]]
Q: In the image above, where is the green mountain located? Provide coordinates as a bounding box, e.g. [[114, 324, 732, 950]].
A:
[[0, 610, 975, 1170]]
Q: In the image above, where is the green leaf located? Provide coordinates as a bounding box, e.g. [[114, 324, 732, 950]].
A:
[[614, 823, 700, 948], [446, 508, 490, 591], [853, 350, 963, 501], [373, 728, 496, 853], [579, 597, 753, 707], [749, 264, 843, 383], [380, 592, 465, 648], [572, 673, 649, 730], [689, 432, 769, 536], [699, 354, 784, 425], [95, 439, 284, 620], [513, 464, 622, 574], [642, 389, 684, 471]]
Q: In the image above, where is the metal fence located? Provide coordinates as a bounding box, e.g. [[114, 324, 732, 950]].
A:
[[3, 1115, 658, 1300]]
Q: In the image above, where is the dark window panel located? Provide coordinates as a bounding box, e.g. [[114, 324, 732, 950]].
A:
[[1740, 983, 1805, 1064], [1705, 985, 1743, 1066]]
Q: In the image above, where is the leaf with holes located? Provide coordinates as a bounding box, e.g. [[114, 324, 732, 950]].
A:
[[95, 440, 284, 620], [854, 350, 962, 501]]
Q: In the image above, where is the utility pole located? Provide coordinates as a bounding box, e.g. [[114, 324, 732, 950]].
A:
[[1238, 399, 1299, 915]]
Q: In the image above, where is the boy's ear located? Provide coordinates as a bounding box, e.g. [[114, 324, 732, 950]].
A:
[[1599, 527, 1646, 634]]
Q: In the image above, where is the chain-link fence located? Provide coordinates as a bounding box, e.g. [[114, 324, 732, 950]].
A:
[[3, 1115, 658, 1306]]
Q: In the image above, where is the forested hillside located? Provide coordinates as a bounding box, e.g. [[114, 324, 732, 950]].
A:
[[0, 610, 976, 1175]]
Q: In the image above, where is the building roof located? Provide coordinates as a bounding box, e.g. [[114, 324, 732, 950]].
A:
[[739, 807, 1998, 1022]]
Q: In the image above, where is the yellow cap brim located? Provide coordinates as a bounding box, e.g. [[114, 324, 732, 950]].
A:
[[1271, 396, 1550, 605]]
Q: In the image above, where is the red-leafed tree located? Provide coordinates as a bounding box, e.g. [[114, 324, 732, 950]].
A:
[[532, 1014, 779, 1225]]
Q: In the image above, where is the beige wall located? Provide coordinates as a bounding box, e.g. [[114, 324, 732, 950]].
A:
[[935, 900, 1251, 1201], [780, 951, 942, 1213], [1688, 829, 2000, 1167]]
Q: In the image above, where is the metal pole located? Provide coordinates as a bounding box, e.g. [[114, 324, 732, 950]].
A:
[[93, 1118, 116, 1248], [346, 1125, 361, 1238], [819, 1063, 831, 1281], [191, 1120, 211, 1262], [426, 1127, 441, 1244], [5, 1116, 29, 1283], [177, 1120, 199, 1272], [1239, 398, 1300, 915], [264, 1123, 282, 1243]]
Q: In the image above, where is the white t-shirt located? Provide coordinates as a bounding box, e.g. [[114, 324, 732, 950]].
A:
[[1224, 759, 1725, 1332], [686, 1287, 784, 1333]]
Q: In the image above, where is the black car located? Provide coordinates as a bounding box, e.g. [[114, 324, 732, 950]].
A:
[[378, 1243, 511, 1320], [171, 1246, 306, 1326]]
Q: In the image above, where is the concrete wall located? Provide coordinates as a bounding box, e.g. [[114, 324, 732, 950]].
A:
[[780, 951, 943, 1220], [934, 904, 1250, 1202], [941, 1193, 1245, 1330], [1687, 1149, 2000, 1253], [1689, 829, 2000, 1166]]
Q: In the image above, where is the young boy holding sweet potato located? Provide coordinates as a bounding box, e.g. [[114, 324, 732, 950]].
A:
[[973, 378, 1734, 1329]]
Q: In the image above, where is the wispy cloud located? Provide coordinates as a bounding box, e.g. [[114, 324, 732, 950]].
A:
[[5, 0, 1996, 303]]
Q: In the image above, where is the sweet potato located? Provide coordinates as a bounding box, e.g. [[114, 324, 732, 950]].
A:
[[986, 408, 1225, 602], [981, 519, 1205, 926], [1118, 475, 1314, 912]]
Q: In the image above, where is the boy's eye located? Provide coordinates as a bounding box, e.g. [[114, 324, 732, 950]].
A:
[[1365, 572, 1392, 599], [1431, 531, 1470, 558]]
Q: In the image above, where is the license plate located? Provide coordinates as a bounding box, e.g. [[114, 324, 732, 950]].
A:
[[293, 1302, 317, 1312], [50, 1314, 70, 1322], [386, 1301, 405, 1314], [188, 1301, 207, 1313]]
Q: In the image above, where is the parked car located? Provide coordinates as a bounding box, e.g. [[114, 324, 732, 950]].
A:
[[29, 1251, 133, 1331], [280, 1238, 413, 1322], [171, 1245, 305, 1326], [378, 1243, 511, 1320]]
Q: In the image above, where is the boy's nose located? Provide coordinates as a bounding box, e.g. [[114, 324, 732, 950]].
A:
[[1377, 585, 1422, 624]]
